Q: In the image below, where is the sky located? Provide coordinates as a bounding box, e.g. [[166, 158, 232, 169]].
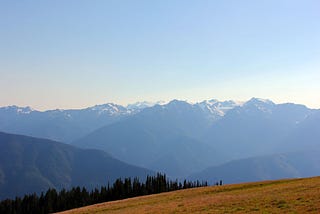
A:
[[0, 0, 320, 110]]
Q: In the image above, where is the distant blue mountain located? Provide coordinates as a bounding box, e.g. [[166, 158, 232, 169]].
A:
[[74, 100, 223, 178], [1, 98, 320, 180], [188, 150, 320, 184], [0, 131, 153, 200], [202, 98, 316, 160], [0, 99, 239, 144], [0, 103, 138, 143], [73, 98, 319, 178]]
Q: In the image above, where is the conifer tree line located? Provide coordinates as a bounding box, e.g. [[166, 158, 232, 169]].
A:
[[0, 173, 208, 214]]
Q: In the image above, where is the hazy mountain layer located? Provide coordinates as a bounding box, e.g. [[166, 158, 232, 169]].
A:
[[0, 104, 133, 143], [0, 132, 152, 200], [188, 150, 320, 184], [74, 100, 224, 177], [74, 98, 319, 178], [1, 98, 319, 180], [0, 99, 239, 143], [202, 98, 316, 160]]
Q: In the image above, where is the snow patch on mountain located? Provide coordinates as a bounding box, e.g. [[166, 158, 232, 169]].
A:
[[243, 98, 275, 114], [2, 106, 35, 114], [197, 99, 241, 118], [87, 103, 128, 116], [127, 101, 166, 110]]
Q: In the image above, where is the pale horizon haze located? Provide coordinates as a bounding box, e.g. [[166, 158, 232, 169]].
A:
[[1, 0, 320, 110]]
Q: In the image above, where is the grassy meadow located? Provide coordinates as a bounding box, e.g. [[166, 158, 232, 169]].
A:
[[58, 176, 320, 213]]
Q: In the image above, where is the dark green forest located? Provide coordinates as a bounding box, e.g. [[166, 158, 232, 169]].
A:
[[0, 173, 208, 214]]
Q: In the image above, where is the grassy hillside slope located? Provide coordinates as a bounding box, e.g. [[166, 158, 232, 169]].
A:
[[59, 176, 320, 213]]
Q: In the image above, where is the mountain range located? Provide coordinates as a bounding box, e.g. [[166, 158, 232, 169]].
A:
[[0, 99, 239, 143], [73, 98, 319, 177], [0, 103, 137, 143], [74, 100, 226, 177], [0, 98, 320, 199]]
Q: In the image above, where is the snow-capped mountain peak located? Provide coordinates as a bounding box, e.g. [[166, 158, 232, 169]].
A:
[[197, 99, 241, 117], [127, 101, 166, 110], [88, 103, 127, 115], [240, 98, 275, 114], [245, 98, 274, 106], [3, 105, 34, 114]]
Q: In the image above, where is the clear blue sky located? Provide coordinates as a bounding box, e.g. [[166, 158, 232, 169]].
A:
[[1, 0, 319, 110]]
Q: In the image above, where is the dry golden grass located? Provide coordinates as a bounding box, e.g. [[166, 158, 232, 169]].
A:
[[58, 176, 320, 214]]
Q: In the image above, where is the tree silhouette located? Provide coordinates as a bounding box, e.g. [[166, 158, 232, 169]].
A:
[[0, 173, 208, 214]]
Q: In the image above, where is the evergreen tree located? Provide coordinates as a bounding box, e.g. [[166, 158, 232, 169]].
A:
[[0, 173, 208, 214]]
